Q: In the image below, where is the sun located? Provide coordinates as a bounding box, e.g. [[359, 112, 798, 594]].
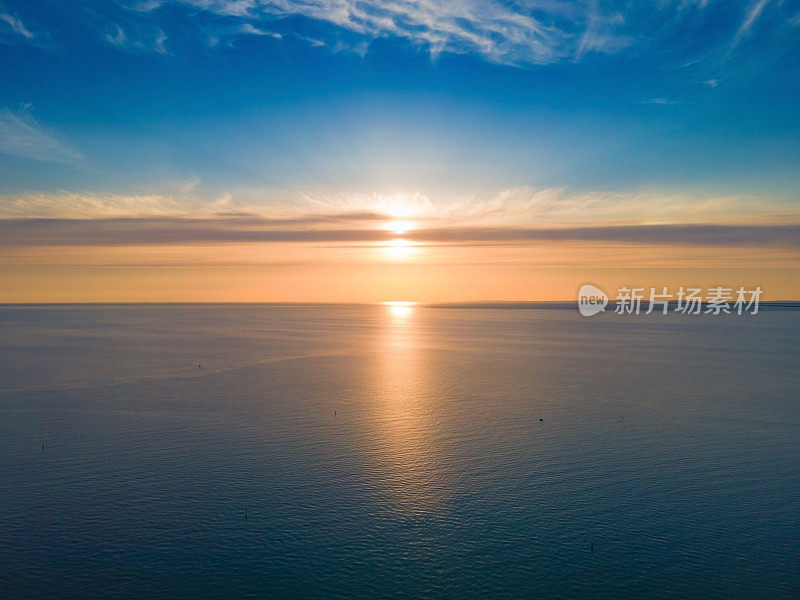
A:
[[371, 194, 428, 260], [375, 194, 431, 235], [385, 220, 413, 235]]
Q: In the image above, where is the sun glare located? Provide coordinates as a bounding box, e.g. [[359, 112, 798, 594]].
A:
[[381, 195, 420, 219], [384, 301, 416, 318], [385, 220, 413, 235], [378, 238, 419, 261]]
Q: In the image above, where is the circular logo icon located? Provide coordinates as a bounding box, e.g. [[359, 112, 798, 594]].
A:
[[577, 284, 608, 317]]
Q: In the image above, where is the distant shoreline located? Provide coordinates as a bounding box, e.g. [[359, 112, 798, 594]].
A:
[[427, 301, 800, 310]]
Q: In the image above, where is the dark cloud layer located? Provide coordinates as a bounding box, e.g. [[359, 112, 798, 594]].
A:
[[1, 218, 798, 247]]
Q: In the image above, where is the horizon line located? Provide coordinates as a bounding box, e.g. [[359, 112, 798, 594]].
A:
[[2, 301, 800, 308]]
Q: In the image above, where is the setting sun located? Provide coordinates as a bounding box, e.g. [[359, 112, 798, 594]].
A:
[[385, 220, 413, 235]]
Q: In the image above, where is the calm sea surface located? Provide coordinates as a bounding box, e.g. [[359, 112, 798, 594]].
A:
[[1, 304, 799, 599]]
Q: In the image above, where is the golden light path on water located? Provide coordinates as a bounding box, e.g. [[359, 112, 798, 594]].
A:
[[384, 300, 415, 318], [367, 301, 449, 515]]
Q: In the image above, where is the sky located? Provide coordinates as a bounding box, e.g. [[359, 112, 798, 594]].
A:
[[0, 0, 799, 302]]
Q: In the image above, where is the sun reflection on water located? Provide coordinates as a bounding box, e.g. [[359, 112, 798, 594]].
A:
[[365, 302, 449, 516], [384, 300, 415, 319]]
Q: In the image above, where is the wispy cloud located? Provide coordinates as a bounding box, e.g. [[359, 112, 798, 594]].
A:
[[733, 0, 770, 46], [641, 98, 685, 105], [574, 1, 630, 60], [2, 0, 797, 71], [0, 107, 83, 165], [104, 23, 168, 53], [284, 187, 796, 229], [676, 0, 711, 10], [79, 0, 636, 65], [186, 0, 583, 65], [0, 191, 200, 218], [0, 12, 33, 39], [1, 186, 795, 226]]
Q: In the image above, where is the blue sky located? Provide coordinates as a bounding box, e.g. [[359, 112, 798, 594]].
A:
[[1, 0, 798, 217], [2, 1, 800, 302]]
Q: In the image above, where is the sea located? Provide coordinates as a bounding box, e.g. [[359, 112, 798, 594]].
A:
[[1, 304, 799, 599]]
